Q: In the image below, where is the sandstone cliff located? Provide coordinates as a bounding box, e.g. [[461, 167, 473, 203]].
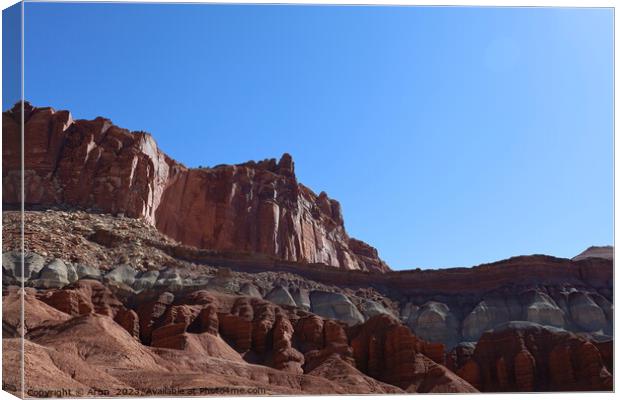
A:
[[2, 102, 389, 272]]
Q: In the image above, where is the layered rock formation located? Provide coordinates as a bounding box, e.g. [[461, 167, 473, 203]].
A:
[[573, 246, 613, 261], [3, 210, 614, 351], [3, 282, 476, 395], [347, 314, 476, 393], [2, 102, 389, 272], [450, 322, 613, 392], [2, 217, 614, 395], [2, 102, 614, 395]]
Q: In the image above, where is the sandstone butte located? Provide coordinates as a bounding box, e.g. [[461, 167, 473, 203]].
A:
[[2, 102, 389, 273]]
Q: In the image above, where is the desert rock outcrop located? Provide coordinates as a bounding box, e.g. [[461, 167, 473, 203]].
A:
[[453, 322, 612, 392], [2, 103, 389, 273]]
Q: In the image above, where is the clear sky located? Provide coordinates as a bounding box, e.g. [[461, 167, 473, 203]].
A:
[[8, 4, 613, 269]]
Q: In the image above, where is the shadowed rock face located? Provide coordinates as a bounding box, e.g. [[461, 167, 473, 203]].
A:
[[2, 103, 389, 273], [450, 322, 613, 392]]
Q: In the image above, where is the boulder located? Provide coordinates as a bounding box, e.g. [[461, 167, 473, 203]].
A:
[[76, 264, 101, 280], [290, 288, 311, 310], [155, 268, 184, 291], [2, 251, 46, 282], [239, 282, 262, 298], [265, 285, 296, 307], [206, 267, 239, 293], [105, 264, 138, 286], [310, 291, 364, 326], [132, 270, 160, 291], [32, 259, 74, 288], [359, 299, 393, 320]]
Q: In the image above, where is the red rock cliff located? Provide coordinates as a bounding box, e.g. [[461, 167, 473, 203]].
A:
[[453, 322, 612, 392], [2, 103, 389, 272]]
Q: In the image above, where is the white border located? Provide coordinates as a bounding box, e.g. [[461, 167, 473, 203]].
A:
[[0, 1, 617, 400]]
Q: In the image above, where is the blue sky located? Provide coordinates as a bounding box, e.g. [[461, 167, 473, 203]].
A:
[[7, 4, 613, 269]]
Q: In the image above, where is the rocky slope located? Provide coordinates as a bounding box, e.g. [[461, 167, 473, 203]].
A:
[[3, 210, 613, 350], [2, 210, 614, 394], [2, 102, 388, 272], [3, 235, 612, 395], [2, 282, 476, 396]]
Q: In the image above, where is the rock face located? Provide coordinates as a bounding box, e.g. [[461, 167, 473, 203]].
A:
[[452, 322, 613, 392], [406, 301, 459, 347], [2, 251, 45, 283], [573, 246, 613, 261], [5, 282, 477, 395], [2, 224, 613, 394], [3, 210, 614, 350], [461, 297, 520, 341], [569, 292, 609, 332], [2, 103, 614, 394], [310, 291, 365, 326], [2, 102, 389, 273], [348, 314, 476, 392], [265, 285, 297, 307], [34, 280, 140, 338]]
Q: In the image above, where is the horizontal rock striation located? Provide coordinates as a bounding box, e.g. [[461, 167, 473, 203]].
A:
[[2, 209, 613, 349], [1, 213, 613, 393], [2, 103, 389, 272]]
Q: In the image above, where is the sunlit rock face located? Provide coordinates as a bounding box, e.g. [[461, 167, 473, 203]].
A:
[[572, 246, 613, 261], [2, 102, 389, 273]]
